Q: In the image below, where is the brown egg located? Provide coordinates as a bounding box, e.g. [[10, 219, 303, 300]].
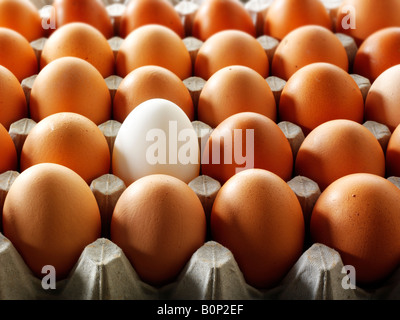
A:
[[336, 0, 400, 46], [201, 112, 293, 185], [0, 0, 44, 42], [271, 25, 348, 81], [0, 65, 28, 130], [278, 63, 364, 136], [40, 22, 115, 78], [385, 124, 400, 178], [52, 0, 114, 39], [119, 0, 185, 38], [0, 123, 17, 174], [197, 65, 276, 128], [295, 120, 386, 191], [110, 174, 206, 287], [353, 27, 400, 83], [29, 57, 111, 125], [116, 24, 192, 80], [310, 173, 400, 286], [211, 168, 304, 289], [20, 112, 110, 185], [364, 65, 400, 133], [194, 30, 269, 80], [264, 0, 332, 41], [192, 0, 256, 42], [113, 65, 194, 123], [2, 163, 101, 280], [0, 27, 38, 82]]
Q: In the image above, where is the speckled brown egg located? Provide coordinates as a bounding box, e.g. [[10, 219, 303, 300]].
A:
[[310, 173, 400, 286]]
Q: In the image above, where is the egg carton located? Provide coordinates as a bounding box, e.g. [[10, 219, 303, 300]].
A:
[[5, 0, 396, 301]]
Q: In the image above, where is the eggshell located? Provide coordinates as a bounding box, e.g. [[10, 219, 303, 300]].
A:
[[385, 124, 400, 178], [295, 119, 386, 191], [0, 0, 44, 42], [264, 0, 332, 41], [211, 168, 304, 289], [52, 0, 114, 39], [271, 25, 348, 81], [353, 27, 400, 83], [364, 65, 400, 133], [119, 0, 185, 38], [310, 173, 400, 286], [191, 0, 256, 42], [115, 24, 192, 80], [336, 0, 400, 46], [278, 62, 364, 135], [0, 65, 28, 130], [20, 112, 111, 185], [112, 65, 194, 123], [112, 98, 200, 186], [110, 174, 206, 287], [40, 22, 115, 78], [0, 27, 38, 82], [201, 112, 293, 185], [29, 57, 111, 125], [2, 163, 101, 280], [197, 65, 276, 128], [194, 29, 269, 80], [0, 123, 17, 174]]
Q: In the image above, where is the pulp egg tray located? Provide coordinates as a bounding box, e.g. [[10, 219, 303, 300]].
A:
[[1, 0, 398, 301]]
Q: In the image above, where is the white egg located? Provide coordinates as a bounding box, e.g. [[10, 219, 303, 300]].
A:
[[112, 98, 200, 186]]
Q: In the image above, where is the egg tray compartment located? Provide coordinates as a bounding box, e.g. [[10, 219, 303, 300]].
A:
[[2, 231, 400, 300]]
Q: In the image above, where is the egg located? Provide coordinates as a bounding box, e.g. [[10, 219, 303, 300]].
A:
[[211, 168, 304, 289], [310, 173, 400, 286], [112, 98, 200, 186], [201, 112, 293, 185], [271, 25, 348, 81], [29, 57, 111, 125], [336, 0, 400, 46], [0, 123, 17, 174], [364, 65, 400, 133], [191, 0, 256, 42], [197, 65, 276, 128], [20, 112, 110, 185], [353, 27, 400, 83], [194, 29, 269, 80], [40, 22, 115, 78], [0, 0, 44, 42], [264, 0, 332, 41], [110, 174, 206, 287], [115, 24, 192, 80], [385, 124, 400, 178], [0, 65, 28, 130], [278, 62, 364, 135], [2, 163, 101, 280], [295, 120, 385, 191], [119, 0, 185, 38], [113, 65, 194, 123], [0, 27, 38, 82], [52, 0, 114, 39]]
